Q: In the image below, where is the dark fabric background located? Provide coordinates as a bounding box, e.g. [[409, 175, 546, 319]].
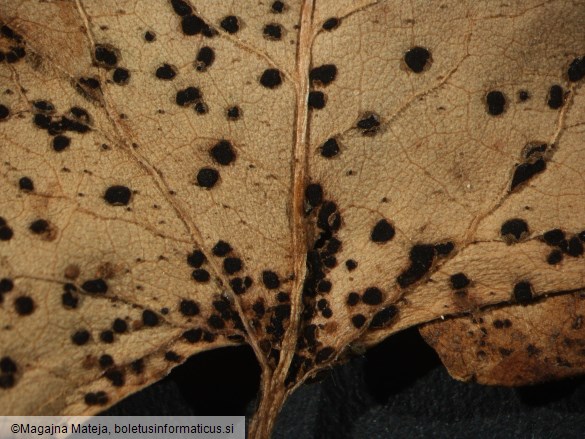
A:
[[102, 328, 585, 438]]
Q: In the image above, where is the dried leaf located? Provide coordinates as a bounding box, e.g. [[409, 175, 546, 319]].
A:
[[0, 1, 584, 437]]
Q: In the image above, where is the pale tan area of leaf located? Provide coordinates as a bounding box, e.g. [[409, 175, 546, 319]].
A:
[[0, 1, 584, 438]]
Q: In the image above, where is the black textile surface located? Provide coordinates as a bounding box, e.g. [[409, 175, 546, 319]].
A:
[[102, 328, 585, 438]]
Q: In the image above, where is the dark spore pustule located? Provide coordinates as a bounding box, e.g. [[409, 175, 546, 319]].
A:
[[404, 46, 431, 73], [396, 245, 435, 288], [500, 218, 529, 243]]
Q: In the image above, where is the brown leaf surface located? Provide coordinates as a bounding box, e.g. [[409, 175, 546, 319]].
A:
[[0, 0, 584, 437]]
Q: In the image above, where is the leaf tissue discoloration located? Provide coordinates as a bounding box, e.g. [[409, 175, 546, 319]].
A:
[[1, 0, 585, 437]]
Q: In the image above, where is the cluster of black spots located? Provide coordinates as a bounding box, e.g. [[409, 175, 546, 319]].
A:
[[94, 45, 118, 68], [104, 368, 125, 386], [0, 216, 13, 241], [210, 140, 236, 165], [112, 67, 130, 85], [450, 272, 470, 291], [112, 318, 127, 333], [196, 167, 219, 188], [397, 244, 435, 288], [547, 85, 565, 109], [362, 287, 384, 305], [315, 347, 334, 364], [485, 90, 506, 116], [308, 91, 326, 109], [84, 391, 108, 406], [322, 17, 340, 31], [317, 201, 341, 232], [172, 2, 216, 37], [179, 299, 200, 317], [191, 268, 210, 282], [155, 63, 177, 80], [142, 309, 159, 326], [357, 113, 380, 135], [220, 108, 239, 124], [13, 295, 34, 316], [284, 353, 312, 386], [568, 57, 585, 82], [61, 284, 79, 309], [542, 228, 584, 261], [195, 46, 215, 72], [260, 68, 283, 88], [0, 278, 13, 304], [230, 276, 253, 295], [144, 31, 156, 42], [0, 104, 9, 121], [81, 278, 108, 294], [213, 240, 232, 256], [369, 305, 399, 330], [263, 24, 282, 40], [0, 25, 25, 64], [103, 185, 132, 206], [187, 249, 206, 268], [219, 16, 240, 33], [72, 329, 91, 345], [371, 219, 395, 243], [500, 218, 529, 243], [513, 281, 533, 305], [404, 46, 431, 73], [310, 64, 337, 86], [262, 270, 280, 289], [100, 330, 114, 343], [271, 1, 285, 13], [266, 303, 291, 343], [518, 90, 530, 102], [18, 176, 34, 192], [29, 219, 49, 235], [317, 298, 333, 318], [319, 138, 339, 158], [493, 319, 512, 329], [176, 86, 201, 106]]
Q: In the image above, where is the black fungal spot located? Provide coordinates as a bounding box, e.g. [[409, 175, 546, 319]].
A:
[[513, 281, 533, 305], [14, 295, 34, 316], [362, 287, 383, 305], [346, 292, 360, 306], [29, 219, 49, 234], [192, 269, 210, 282], [305, 183, 323, 210], [547, 250, 563, 265], [263, 24, 282, 40], [112, 318, 127, 333], [317, 201, 341, 232], [262, 270, 280, 289], [62, 290, 78, 309], [220, 16, 240, 34], [85, 391, 108, 406], [397, 245, 435, 288], [181, 15, 207, 36], [309, 64, 337, 86], [0, 104, 9, 121], [518, 90, 530, 102], [0, 375, 15, 389], [0, 278, 13, 294], [144, 31, 156, 42], [357, 113, 380, 134], [196, 168, 219, 188], [183, 328, 202, 343], [100, 330, 114, 343], [226, 106, 240, 120], [223, 257, 242, 274], [180, 299, 200, 316], [345, 259, 357, 271], [187, 250, 206, 268], [434, 242, 454, 256], [308, 91, 326, 109], [369, 306, 398, 329], [315, 347, 334, 364], [79, 77, 100, 89], [543, 229, 565, 246], [371, 219, 395, 243], [322, 17, 340, 31], [317, 280, 331, 293], [260, 68, 283, 88], [195, 46, 214, 71], [511, 159, 546, 191], [450, 273, 470, 290], [155, 64, 176, 80], [33, 100, 55, 113], [104, 185, 132, 206], [565, 236, 584, 257], [104, 368, 125, 387], [82, 278, 108, 294], [112, 67, 130, 85], [212, 240, 232, 257], [130, 359, 144, 374], [500, 218, 529, 243], [18, 177, 34, 191], [210, 140, 236, 165], [142, 310, 159, 326], [271, 1, 285, 13], [94, 45, 118, 67], [1, 357, 17, 374], [404, 46, 431, 73], [176, 86, 201, 106], [485, 91, 506, 116], [351, 314, 366, 328], [165, 351, 181, 362], [547, 85, 565, 109], [194, 102, 208, 114], [568, 57, 585, 82], [52, 135, 71, 152], [208, 314, 225, 329], [0, 223, 13, 241], [170, 0, 192, 16], [320, 138, 339, 158], [72, 330, 90, 345]]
